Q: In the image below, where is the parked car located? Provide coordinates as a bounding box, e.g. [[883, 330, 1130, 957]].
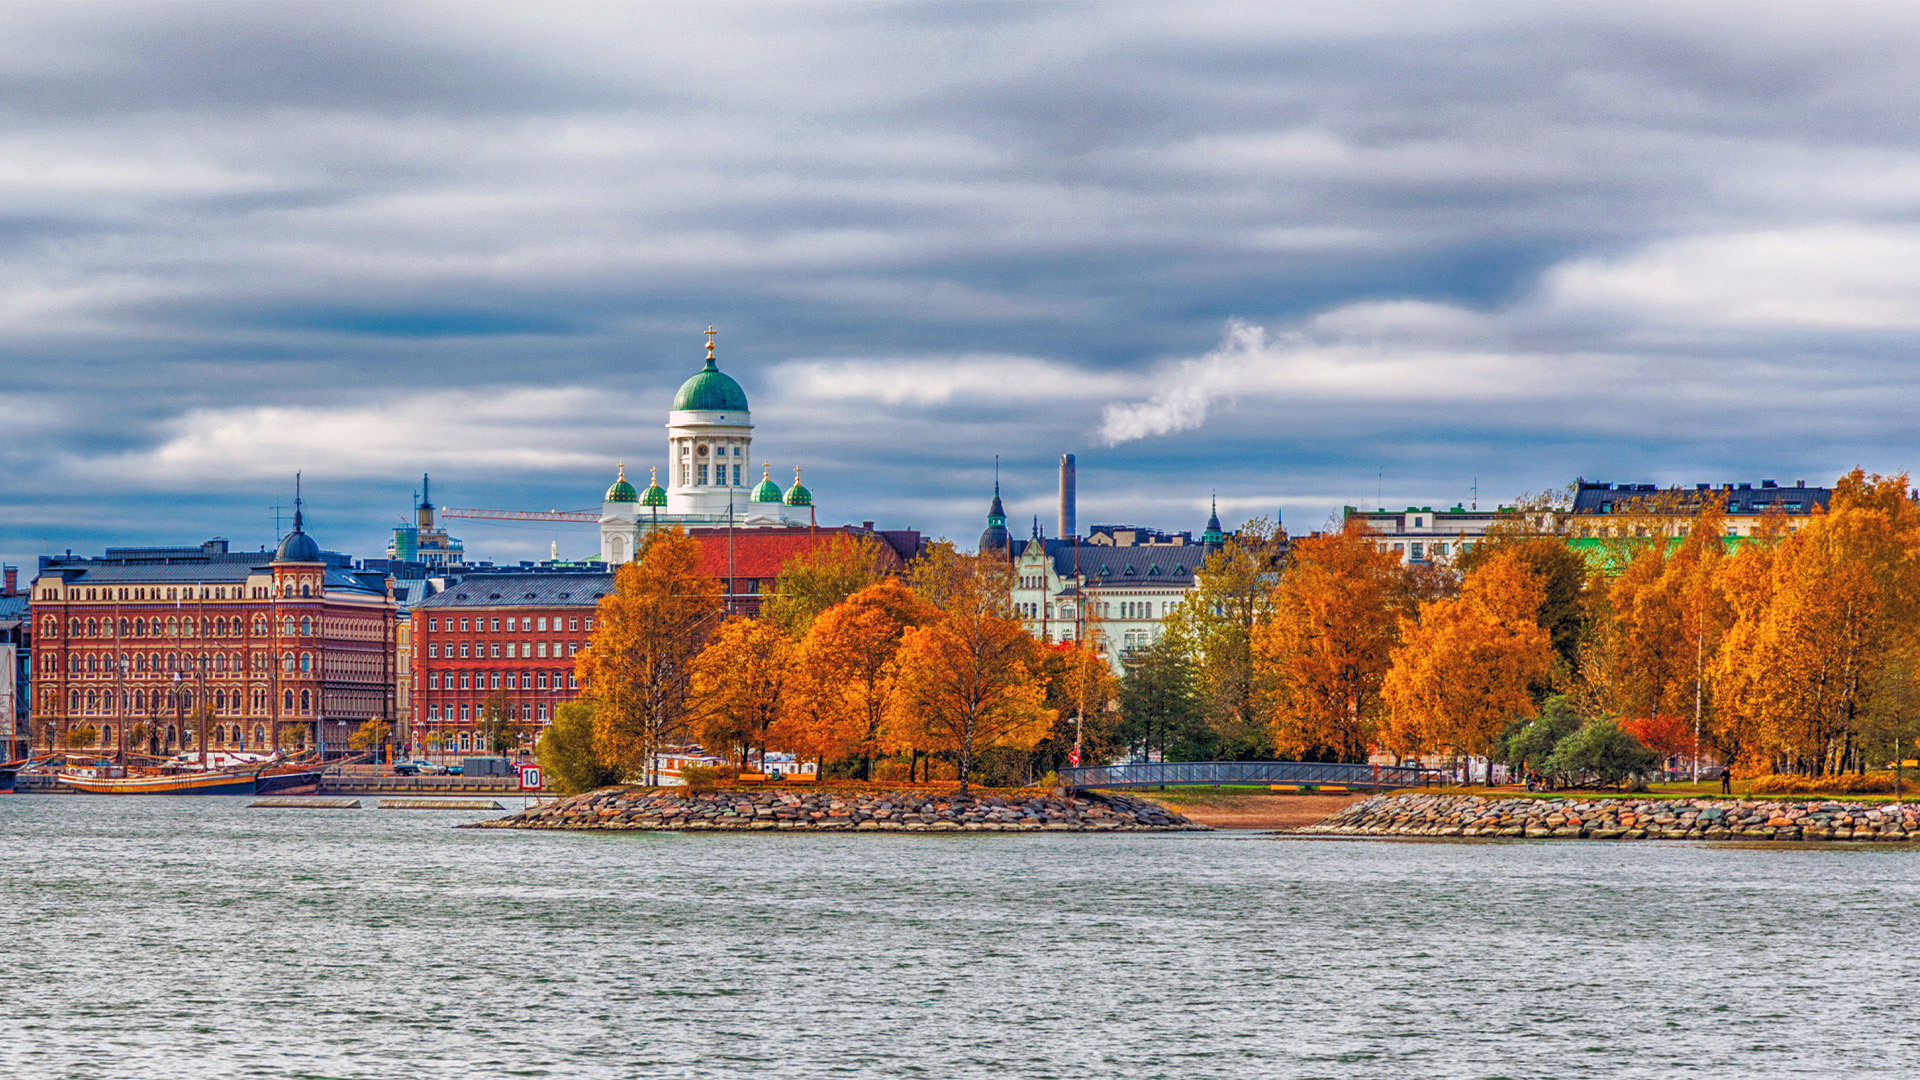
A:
[[445, 764, 464, 776], [393, 760, 445, 776]]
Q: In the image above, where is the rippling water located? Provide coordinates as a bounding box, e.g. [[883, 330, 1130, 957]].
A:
[[3, 795, 1918, 1079]]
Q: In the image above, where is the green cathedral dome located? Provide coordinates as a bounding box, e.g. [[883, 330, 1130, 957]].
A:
[[641, 467, 668, 507], [751, 464, 783, 503], [783, 466, 812, 508], [672, 332, 749, 412], [605, 464, 638, 503]]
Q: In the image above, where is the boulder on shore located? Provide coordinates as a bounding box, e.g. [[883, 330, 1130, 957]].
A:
[[466, 786, 1210, 833]]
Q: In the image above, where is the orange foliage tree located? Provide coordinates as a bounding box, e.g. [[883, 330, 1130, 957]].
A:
[[1382, 550, 1553, 782], [1714, 470, 1920, 775], [1254, 519, 1409, 762], [577, 529, 724, 783], [775, 580, 933, 776], [889, 553, 1052, 796], [1621, 714, 1695, 760], [688, 616, 795, 770]]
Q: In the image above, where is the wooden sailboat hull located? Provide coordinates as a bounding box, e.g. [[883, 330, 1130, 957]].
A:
[[61, 771, 260, 796]]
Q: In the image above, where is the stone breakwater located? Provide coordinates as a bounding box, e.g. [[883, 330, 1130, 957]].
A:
[[1298, 792, 1920, 841], [468, 787, 1209, 832]]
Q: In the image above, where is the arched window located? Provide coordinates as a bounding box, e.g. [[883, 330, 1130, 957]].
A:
[[85, 689, 98, 711], [300, 616, 311, 635], [282, 616, 295, 634], [67, 689, 78, 712], [165, 617, 178, 636], [118, 618, 129, 636], [68, 618, 80, 636], [213, 689, 226, 711], [301, 584, 311, 598], [299, 689, 310, 712], [85, 654, 97, 673], [300, 653, 311, 673], [86, 618, 98, 637], [253, 616, 267, 635], [253, 724, 266, 746], [43, 616, 56, 637], [284, 689, 295, 710]]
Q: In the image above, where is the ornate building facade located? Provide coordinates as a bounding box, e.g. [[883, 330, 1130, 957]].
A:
[[29, 508, 398, 758]]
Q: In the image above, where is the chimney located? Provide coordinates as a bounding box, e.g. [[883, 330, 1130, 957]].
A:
[[3, 565, 14, 596], [1058, 453, 1077, 540]]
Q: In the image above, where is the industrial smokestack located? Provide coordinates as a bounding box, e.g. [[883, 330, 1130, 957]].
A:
[[1058, 453, 1076, 540]]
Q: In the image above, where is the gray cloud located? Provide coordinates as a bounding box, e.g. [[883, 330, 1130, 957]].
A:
[[5, 3, 1920, 563]]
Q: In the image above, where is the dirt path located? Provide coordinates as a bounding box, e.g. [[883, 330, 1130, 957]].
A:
[[1133, 790, 1373, 830]]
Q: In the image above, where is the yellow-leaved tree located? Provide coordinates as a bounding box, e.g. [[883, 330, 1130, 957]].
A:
[[577, 528, 724, 784], [889, 552, 1052, 796], [1382, 550, 1553, 783], [762, 533, 898, 638], [688, 616, 794, 770], [1255, 519, 1408, 762]]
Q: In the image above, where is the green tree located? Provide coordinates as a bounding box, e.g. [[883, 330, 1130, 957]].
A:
[[1497, 696, 1584, 784], [1547, 719, 1658, 790], [1117, 635, 1207, 762], [1163, 517, 1281, 759], [537, 700, 625, 795]]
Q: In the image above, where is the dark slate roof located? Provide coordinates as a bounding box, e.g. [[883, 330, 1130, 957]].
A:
[[1047, 543, 1209, 589], [0, 595, 27, 623], [416, 572, 615, 609], [36, 543, 384, 596], [1573, 481, 1832, 516]]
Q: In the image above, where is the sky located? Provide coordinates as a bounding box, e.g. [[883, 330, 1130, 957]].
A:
[[6, 2, 1920, 568]]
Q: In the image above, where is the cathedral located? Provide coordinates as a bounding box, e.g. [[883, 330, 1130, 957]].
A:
[[598, 329, 815, 564]]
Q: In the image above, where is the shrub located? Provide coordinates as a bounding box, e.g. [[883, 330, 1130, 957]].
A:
[[536, 700, 624, 796], [679, 764, 721, 792], [1546, 719, 1657, 789], [1749, 773, 1896, 795]]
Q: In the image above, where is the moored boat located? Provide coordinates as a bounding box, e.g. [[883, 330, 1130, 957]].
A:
[[60, 768, 261, 796]]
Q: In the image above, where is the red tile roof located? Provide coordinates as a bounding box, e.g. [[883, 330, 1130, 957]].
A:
[[684, 526, 908, 581]]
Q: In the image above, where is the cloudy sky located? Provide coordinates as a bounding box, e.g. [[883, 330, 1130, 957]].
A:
[[6, 2, 1920, 567]]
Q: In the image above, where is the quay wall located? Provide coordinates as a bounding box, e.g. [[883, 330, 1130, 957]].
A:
[[1300, 792, 1920, 840], [468, 786, 1208, 832]]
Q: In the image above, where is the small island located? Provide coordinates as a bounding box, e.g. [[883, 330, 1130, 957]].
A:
[[468, 785, 1207, 833]]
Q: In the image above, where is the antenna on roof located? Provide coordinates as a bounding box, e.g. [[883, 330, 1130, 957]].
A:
[[1472, 477, 1478, 511]]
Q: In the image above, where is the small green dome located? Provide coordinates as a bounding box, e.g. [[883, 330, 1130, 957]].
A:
[[783, 466, 812, 508], [640, 466, 667, 507], [605, 464, 638, 503], [751, 464, 783, 503], [672, 332, 749, 412]]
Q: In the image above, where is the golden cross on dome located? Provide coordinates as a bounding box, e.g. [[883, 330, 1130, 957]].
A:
[[617, 462, 626, 480], [762, 461, 772, 478], [705, 326, 717, 359]]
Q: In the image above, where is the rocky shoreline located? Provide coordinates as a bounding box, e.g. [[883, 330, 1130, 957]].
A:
[[468, 786, 1210, 832], [1297, 792, 1920, 840]]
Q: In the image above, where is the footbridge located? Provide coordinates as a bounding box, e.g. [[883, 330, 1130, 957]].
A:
[[1060, 760, 1422, 792]]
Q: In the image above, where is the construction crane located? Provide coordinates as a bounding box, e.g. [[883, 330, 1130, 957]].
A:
[[441, 507, 600, 522]]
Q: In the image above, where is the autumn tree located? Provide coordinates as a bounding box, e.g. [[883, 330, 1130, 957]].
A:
[[688, 616, 794, 769], [1163, 517, 1282, 759], [577, 528, 725, 783], [763, 533, 897, 637], [538, 699, 624, 795], [1255, 519, 1408, 762], [1714, 471, 1920, 776], [889, 553, 1052, 796], [776, 580, 933, 776], [348, 718, 389, 755], [1382, 550, 1554, 783], [1033, 640, 1120, 774]]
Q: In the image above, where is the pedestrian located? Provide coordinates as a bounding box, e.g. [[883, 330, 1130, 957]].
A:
[[1719, 766, 1732, 795]]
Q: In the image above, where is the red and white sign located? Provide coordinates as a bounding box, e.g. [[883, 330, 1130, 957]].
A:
[[1067, 745, 1081, 766], [518, 765, 543, 791]]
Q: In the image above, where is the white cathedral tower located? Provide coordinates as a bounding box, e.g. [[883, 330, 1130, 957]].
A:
[[599, 328, 812, 563]]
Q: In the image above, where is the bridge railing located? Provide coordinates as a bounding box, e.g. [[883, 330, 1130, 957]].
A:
[[1059, 760, 1422, 791]]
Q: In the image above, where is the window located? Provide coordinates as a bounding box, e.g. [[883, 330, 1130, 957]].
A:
[[698, 464, 708, 485], [459, 705, 471, 723], [504, 642, 515, 658], [429, 618, 438, 632], [490, 643, 500, 658], [538, 703, 549, 721], [300, 617, 311, 635], [300, 653, 312, 672], [507, 617, 517, 631], [537, 673, 549, 690], [460, 643, 470, 658], [460, 618, 470, 632], [490, 617, 500, 632], [536, 643, 547, 658], [428, 643, 438, 658], [506, 673, 517, 689], [537, 616, 548, 631], [568, 673, 577, 690], [429, 674, 440, 690], [459, 674, 470, 690], [732, 464, 741, 486], [568, 617, 578, 632], [429, 705, 440, 720]]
